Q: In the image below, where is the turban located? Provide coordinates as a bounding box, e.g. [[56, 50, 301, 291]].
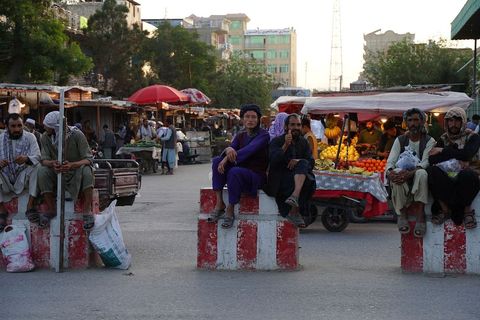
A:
[[43, 111, 60, 130], [240, 104, 262, 118]]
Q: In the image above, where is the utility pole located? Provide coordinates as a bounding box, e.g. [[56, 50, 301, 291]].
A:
[[304, 62, 308, 88], [329, 0, 343, 91]]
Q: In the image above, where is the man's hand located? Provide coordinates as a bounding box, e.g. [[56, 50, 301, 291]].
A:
[[459, 160, 470, 169], [217, 158, 228, 174], [429, 147, 443, 156], [14, 155, 28, 165], [388, 169, 413, 185], [60, 161, 76, 173], [53, 161, 62, 173], [224, 147, 237, 163], [0, 159, 8, 168], [287, 159, 299, 170]]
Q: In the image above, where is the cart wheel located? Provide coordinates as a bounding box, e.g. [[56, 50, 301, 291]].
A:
[[302, 203, 319, 227], [321, 207, 349, 232]]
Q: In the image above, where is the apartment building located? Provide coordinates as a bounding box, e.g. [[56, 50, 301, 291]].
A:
[[364, 29, 415, 54]]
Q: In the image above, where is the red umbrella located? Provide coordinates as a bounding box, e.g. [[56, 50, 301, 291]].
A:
[[128, 85, 189, 105]]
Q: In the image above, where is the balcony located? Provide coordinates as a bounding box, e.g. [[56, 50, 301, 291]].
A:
[[186, 20, 230, 34]]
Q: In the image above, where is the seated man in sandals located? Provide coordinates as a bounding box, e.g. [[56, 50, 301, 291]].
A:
[[37, 111, 95, 230], [209, 104, 269, 229], [0, 113, 41, 232], [427, 107, 480, 229], [386, 108, 435, 237], [266, 114, 315, 228]]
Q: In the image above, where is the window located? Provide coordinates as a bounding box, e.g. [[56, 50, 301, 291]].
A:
[[267, 65, 277, 74], [250, 50, 265, 60], [246, 36, 265, 45], [278, 50, 289, 59], [267, 35, 278, 44], [279, 64, 289, 73], [266, 35, 290, 44], [229, 35, 242, 45], [230, 21, 241, 30], [266, 50, 276, 59]]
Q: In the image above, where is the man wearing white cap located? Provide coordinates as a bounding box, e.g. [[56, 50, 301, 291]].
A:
[[0, 113, 41, 232], [37, 111, 95, 230], [25, 118, 41, 149]]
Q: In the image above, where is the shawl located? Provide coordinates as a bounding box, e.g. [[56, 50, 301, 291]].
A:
[[269, 112, 288, 140], [440, 107, 472, 149], [2, 132, 30, 184]]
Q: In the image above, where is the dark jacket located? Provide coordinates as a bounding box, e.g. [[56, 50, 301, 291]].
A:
[[226, 128, 269, 176]]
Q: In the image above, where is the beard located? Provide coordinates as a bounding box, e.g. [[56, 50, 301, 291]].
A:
[[8, 130, 23, 140], [291, 129, 302, 139], [448, 126, 461, 135], [408, 125, 422, 134]]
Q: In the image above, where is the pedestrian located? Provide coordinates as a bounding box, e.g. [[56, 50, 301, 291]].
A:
[[100, 124, 116, 159]]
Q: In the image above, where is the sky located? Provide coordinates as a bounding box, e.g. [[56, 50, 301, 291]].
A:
[[138, 0, 473, 91]]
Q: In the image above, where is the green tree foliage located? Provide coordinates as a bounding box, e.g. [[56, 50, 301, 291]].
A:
[[211, 53, 275, 112], [0, 0, 92, 84], [82, 0, 148, 97], [362, 39, 473, 91], [146, 23, 217, 93]]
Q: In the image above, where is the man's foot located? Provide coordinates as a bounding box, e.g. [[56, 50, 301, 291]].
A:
[[464, 210, 477, 229], [286, 213, 306, 228], [38, 213, 55, 229], [221, 215, 235, 229], [285, 195, 299, 208], [414, 222, 426, 238], [83, 214, 95, 231], [208, 207, 225, 223], [397, 215, 410, 234], [26, 208, 40, 224]]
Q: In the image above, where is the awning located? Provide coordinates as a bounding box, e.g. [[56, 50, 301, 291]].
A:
[[451, 0, 480, 40]]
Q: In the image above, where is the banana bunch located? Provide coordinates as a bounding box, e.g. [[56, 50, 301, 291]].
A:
[[314, 158, 334, 171], [348, 166, 365, 174]]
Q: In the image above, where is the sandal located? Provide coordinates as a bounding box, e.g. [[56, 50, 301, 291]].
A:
[[285, 195, 299, 208], [431, 212, 447, 225], [414, 222, 426, 238], [286, 214, 306, 228], [83, 214, 95, 231], [221, 215, 235, 229], [397, 215, 410, 234], [38, 213, 55, 229], [464, 210, 477, 229], [26, 208, 40, 224], [207, 208, 225, 223], [0, 213, 7, 233]]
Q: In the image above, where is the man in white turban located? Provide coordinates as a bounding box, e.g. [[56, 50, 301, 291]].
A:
[[0, 113, 41, 232], [37, 111, 95, 230]]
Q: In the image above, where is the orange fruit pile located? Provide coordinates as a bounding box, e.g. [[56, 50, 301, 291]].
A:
[[352, 158, 386, 173]]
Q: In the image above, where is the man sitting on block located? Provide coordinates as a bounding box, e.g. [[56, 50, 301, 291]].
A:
[[266, 114, 316, 228], [0, 113, 41, 232], [38, 111, 95, 230], [209, 104, 270, 229]]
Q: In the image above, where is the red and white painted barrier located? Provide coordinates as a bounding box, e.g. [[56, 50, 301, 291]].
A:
[[401, 196, 480, 274], [0, 190, 101, 270], [197, 188, 299, 271]]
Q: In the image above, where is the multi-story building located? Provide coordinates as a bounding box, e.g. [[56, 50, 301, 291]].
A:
[[363, 29, 415, 54], [62, 0, 141, 28]]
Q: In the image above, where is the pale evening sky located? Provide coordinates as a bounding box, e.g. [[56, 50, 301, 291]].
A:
[[138, 0, 472, 91]]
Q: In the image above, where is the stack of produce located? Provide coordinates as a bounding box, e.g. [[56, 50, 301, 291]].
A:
[[351, 158, 386, 173], [324, 114, 341, 140], [125, 141, 162, 148], [314, 158, 334, 171], [320, 144, 360, 162]]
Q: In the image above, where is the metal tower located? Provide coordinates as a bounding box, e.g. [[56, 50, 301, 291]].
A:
[[329, 0, 343, 91]]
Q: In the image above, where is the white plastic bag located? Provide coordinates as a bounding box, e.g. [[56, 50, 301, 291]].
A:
[[395, 146, 420, 170], [436, 159, 462, 177], [88, 200, 131, 269], [0, 224, 35, 272]]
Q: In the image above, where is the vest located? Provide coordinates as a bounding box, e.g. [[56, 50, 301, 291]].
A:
[[398, 133, 431, 160]]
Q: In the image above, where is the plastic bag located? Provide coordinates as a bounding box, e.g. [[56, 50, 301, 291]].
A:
[[88, 200, 131, 269], [395, 146, 420, 170], [436, 159, 462, 177], [0, 224, 35, 272]]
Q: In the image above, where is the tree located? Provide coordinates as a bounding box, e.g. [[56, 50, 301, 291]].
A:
[[211, 53, 275, 112], [82, 0, 148, 97], [0, 0, 92, 84], [145, 23, 218, 93], [362, 39, 473, 92]]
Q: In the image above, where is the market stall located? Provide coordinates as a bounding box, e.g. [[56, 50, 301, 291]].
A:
[[116, 142, 161, 173]]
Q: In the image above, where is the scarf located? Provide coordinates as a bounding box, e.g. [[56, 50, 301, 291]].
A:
[[269, 112, 288, 140], [440, 107, 472, 149], [2, 131, 30, 184]]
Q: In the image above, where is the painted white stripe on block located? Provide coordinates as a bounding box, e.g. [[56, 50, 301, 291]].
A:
[[466, 226, 480, 274], [50, 216, 60, 268], [423, 222, 444, 274], [216, 220, 238, 270], [259, 192, 278, 215], [256, 220, 277, 270]]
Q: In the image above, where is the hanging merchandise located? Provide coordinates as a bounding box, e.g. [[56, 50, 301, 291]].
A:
[[8, 97, 25, 114]]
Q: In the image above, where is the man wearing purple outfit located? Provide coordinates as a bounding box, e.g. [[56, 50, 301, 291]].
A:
[[209, 104, 269, 229]]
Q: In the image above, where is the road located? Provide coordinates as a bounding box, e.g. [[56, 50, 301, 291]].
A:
[[1, 163, 479, 320]]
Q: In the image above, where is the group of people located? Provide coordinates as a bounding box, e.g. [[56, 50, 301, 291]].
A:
[[386, 107, 479, 237], [0, 111, 95, 233], [209, 104, 315, 229]]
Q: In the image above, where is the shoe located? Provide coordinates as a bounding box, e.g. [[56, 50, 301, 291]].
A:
[[286, 214, 306, 228], [414, 222, 426, 238], [285, 195, 299, 208], [221, 215, 235, 229], [207, 208, 225, 223], [397, 216, 410, 234]]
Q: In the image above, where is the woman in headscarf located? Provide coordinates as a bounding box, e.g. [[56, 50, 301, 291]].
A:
[[268, 112, 288, 141], [427, 107, 480, 229]]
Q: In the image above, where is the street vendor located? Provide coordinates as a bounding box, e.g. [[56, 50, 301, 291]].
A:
[[301, 116, 318, 160], [38, 111, 95, 230], [209, 104, 269, 229], [137, 118, 156, 141], [358, 121, 382, 145], [427, 107, 480, 229], [0, 114, 41, 232], [385, 108, 435, 238], [377, 119, 399, 159], [266, 114, 315, 228]]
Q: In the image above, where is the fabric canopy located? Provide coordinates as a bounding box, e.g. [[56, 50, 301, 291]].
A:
[[300, 91, 473, 116]]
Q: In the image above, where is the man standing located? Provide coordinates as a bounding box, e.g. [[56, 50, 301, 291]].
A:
[[427, 107, 480, 229], [25, 118, 41, 149], [137, 118, 156, 141], [266, 114, 315, 228], [100, 124, 116, 159], [0, 114, 41, 231], [301, 116, 318, 160], [209, 104, 269, 229], [38, 111, 95, 230], [377, 119, 399, 159], [159, 120, 177, 175], [385, 108, 435, 237]]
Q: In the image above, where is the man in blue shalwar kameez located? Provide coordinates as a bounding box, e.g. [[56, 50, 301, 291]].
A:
[[209, 104, 269, 229]]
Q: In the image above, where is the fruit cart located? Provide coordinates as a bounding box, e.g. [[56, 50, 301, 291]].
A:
[[116, 142, 162, 174]]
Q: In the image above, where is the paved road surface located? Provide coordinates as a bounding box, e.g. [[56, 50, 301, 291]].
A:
[[1, 163, 479, 320]]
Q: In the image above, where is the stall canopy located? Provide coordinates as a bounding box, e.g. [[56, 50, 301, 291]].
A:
[[451, 0, 480, 40], [300, 91, 473, 116]]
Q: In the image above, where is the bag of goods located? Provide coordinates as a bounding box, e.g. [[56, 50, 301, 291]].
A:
[[324, 114, 341, 140], [89, 200, 131, 270], [395, 146, 419, 170], [0, 224, 35, 272], [436, 159, 462, 177]]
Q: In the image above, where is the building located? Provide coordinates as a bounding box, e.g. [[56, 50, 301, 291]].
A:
[[141, 18, 191, 28], [363, 29, 415, 54], [62, 0, 141, 28]]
